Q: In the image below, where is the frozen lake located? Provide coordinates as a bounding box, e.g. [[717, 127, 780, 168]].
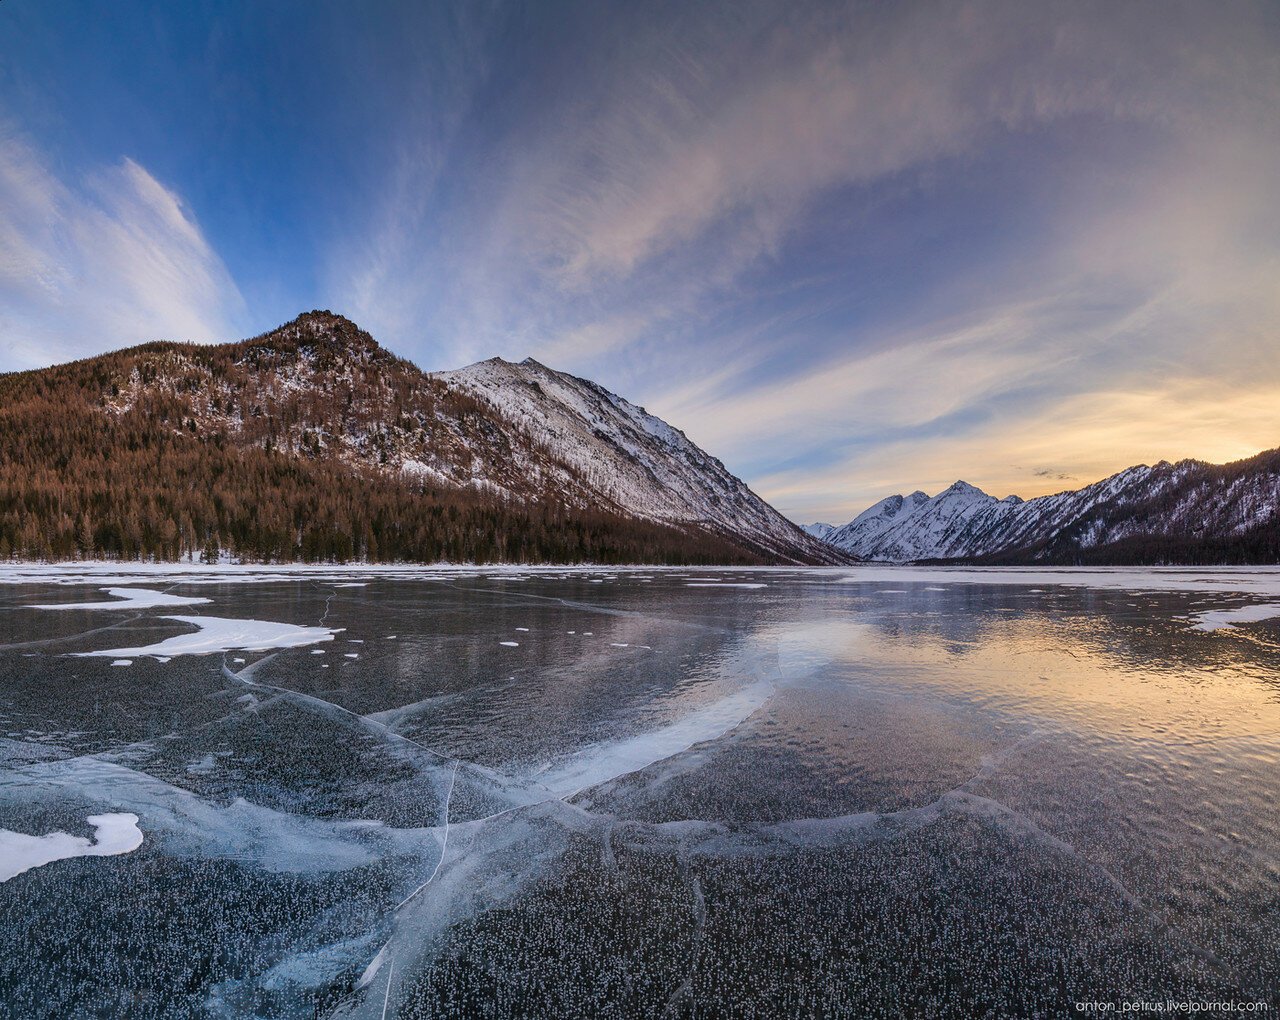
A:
[[2, 564, 1280, 1017]]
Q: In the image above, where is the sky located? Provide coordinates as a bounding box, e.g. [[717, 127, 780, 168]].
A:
[[2, 0, 1279, 524]]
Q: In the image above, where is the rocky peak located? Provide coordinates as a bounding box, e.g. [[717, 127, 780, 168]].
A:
[[254, 310, 385, 365], [942, 480, 988, 498]]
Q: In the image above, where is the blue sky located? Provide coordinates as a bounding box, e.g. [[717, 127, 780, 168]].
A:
[[3, 1, 1279, 522]]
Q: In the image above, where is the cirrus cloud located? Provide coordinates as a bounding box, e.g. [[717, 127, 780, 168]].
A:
[[0, 124, 246, 370]]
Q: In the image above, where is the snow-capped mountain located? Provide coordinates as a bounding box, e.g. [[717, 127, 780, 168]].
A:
[[826, 457, 1280, 564], [2, 311, 842, 565], [429, 354, 841, 563], [798, 522, 837, 541]]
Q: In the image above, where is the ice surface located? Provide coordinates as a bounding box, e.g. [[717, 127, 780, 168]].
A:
[[535, 674, 775, 799], [11, 757, 393, 873], [6, 567, 1280, 1017], [356, 943, 389, 990], [0, 813, 142, 882]]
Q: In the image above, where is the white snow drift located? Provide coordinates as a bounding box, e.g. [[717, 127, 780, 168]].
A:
[[1189, 603, 1280, 632], [75, 616, 339, 658], [32, 587, 211, 611], [0, 813, 143, 882]]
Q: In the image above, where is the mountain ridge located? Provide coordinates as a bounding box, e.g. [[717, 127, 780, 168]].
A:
[[823, 454, 1280, 564], [799, 522, 836, 541], [0, 311, 844, 565]]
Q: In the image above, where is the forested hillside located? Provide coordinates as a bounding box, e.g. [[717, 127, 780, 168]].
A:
[[0, 312, 825, 564]]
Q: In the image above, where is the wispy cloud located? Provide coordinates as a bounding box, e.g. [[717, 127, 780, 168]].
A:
[[0, 125, 245, 370], [760, 373, 1280, 519], [344, 0, 1275, 334], [388, 0, 1276, 522], [331, 2, 1279, 491], [679, 206, 1280, 520]]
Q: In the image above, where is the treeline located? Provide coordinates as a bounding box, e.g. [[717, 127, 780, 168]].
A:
[[0, 434, 761, 565], [959, 525, 1280, 567], [0, 437, 762, 567]]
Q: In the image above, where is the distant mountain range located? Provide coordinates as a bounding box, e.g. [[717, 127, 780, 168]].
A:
[[0, 311, 843, 565], [799, 522, 836, 541], [815, 457, 1280, 564]]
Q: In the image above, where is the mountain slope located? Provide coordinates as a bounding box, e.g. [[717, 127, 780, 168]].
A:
[[431, 356, 835, 563], [799, 522, 836, 541], [826, 455, 1280, 564], [0, 311, 841, 565]]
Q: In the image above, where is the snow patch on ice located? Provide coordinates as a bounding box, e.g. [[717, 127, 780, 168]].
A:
[[75, 616, 339, 658], [32, 587, 211, 611], [1190, 603, 1280, 632], [0, 813, 143, 882], [834, 565, 1280, 598]]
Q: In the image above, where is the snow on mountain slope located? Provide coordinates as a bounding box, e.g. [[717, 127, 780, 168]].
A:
[[433, 357, 843, 564], [827, 455, 1280, 563], [826, 490, 932, 556], [799, 522, 836, 541]]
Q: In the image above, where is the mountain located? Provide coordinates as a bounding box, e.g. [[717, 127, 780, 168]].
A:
[[798, 522, 837, 541], [825, 456, 1280, 564], [431, 356, 836, 563], [0, 311, 844, 565]]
